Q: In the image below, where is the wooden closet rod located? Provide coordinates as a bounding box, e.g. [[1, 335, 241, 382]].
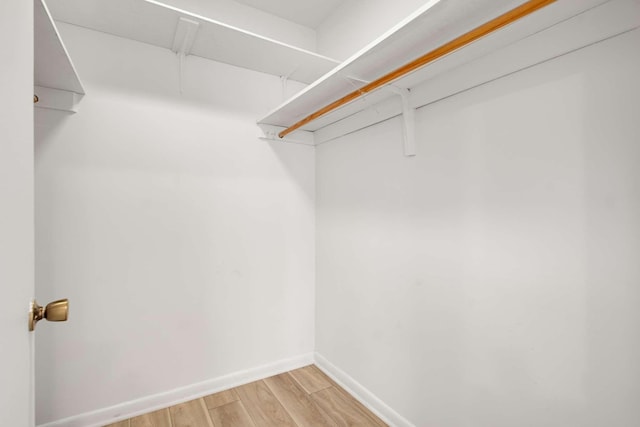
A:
[[279, 0, 556, 138]]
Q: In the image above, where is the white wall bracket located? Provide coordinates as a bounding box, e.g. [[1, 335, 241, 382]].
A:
[[280, 75, 289, 102], [172, 17, 200, 94], [34, 86, 83, 113], [172, 17, 200, 55], [387, 87, 416, 157], [258, 124, 315, 146]]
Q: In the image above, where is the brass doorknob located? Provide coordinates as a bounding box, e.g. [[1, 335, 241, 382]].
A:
[[29, 299, 69, 331]]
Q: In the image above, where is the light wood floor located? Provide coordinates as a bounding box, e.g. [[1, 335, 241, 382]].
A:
[[104, 365, 387, 427]]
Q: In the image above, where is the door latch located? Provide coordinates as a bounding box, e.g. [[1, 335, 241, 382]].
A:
[[29, 299, 68, 331]]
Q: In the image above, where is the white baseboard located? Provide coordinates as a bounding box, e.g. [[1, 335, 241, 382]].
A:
[[38, 353, 314, 427], [314, 352, 415, 427]]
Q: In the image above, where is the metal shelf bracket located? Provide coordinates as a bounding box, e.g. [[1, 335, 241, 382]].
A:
[[388, 87, 416, 157]]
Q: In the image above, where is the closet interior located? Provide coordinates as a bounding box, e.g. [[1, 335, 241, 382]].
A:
[[25, 0, 640, 426]]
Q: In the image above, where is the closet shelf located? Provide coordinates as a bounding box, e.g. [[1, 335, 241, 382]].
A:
[[35, 0, 85, 112], [257, 0, 615, 142], [45, 0, 340, 85]]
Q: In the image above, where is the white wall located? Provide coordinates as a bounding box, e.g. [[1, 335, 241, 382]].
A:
[[316, 29, 640, 427], [0, 0, 34, 426], [316, 0, 427, 60], [34, 23, 314, 425]]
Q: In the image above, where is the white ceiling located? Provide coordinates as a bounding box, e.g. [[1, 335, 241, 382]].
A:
[[233, 0, 346, 28]]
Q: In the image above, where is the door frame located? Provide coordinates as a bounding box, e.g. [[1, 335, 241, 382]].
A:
[[0, 0, 35, 426]]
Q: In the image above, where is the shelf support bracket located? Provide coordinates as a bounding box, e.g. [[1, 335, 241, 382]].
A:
[[171, 17, 200, 55], [258, 124, 315, 146], [172, 17, 200, 94], [34, 86, 83, 113], [281, 75, 288, 101], [388, 87, 416, 157], [280, 65, 299, 101]]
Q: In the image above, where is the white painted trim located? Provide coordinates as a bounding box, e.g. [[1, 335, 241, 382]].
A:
[[38, 353, 314, 427], [314, 352, 415, 427]]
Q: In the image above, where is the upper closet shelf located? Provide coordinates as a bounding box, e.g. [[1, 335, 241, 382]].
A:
[[46, 0, 340, 85], [35, 0, 85, 112], [257, 0, 626, 141]]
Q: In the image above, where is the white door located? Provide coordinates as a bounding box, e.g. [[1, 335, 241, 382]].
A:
[[0, 0, 35, 426]]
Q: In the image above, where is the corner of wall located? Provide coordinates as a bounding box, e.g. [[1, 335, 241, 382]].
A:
[[314, 353, 415, 427]]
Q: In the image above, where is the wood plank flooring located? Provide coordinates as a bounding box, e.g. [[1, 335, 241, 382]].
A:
[[104, 365, 387, 427]]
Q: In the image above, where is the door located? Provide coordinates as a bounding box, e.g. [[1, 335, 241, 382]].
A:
[[0, 0, 35, 426]]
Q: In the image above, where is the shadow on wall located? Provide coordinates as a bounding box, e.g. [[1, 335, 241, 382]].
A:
[[49, 21, 315, 199], [315, 29, 640, 427], [266, 140, 315, 202]]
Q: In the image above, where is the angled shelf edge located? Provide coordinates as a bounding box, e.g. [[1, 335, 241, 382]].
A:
[[45, 0, 340, 85], [257, 0, 445, 130], [258, 0, 628, 144], [35, 0, 85, 112], [146, 0, 341, 84]]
